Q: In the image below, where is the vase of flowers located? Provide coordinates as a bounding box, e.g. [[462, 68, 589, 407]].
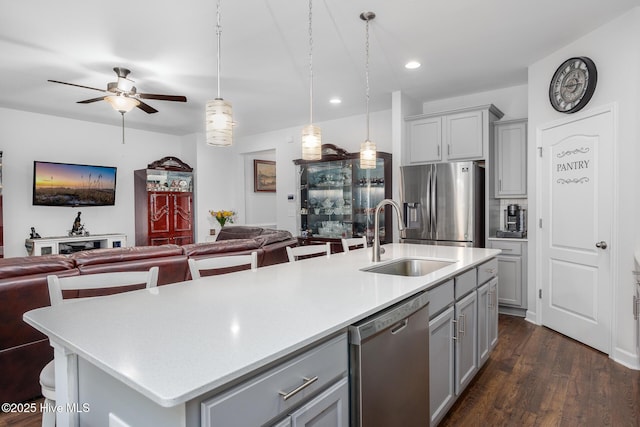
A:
[[210, 210, 235, 228]]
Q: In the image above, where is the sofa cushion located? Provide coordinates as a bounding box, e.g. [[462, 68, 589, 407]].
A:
[[256, 229, 294, 246], [216, 226, 264, 241], [182, 239, 262, 257], [0, 255, 74, 280], [71, 245, 183, 267]]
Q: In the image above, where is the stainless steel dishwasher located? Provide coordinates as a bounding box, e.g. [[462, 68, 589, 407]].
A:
[[349, 291, 430, 427]]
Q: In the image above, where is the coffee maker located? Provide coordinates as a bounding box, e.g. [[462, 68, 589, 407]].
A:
[[497, 204, 527, 238]]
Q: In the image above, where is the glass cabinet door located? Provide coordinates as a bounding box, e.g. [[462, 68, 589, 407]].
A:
[[352, 158, 386, 243], [301, 160, 353, 238]]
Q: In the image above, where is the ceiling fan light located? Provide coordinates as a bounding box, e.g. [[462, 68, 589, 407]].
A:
[[301, 124, 322, 160], [104, 95, 139, 113], [206, 98, 233, 146], [360, 140, 377, 169]]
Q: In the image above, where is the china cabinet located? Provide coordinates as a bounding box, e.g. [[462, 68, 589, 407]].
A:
[[293, 145, 392, 248], [134, 157, 194, 246]]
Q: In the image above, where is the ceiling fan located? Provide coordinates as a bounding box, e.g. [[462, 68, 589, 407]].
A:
[[48, 67, 187, 114]]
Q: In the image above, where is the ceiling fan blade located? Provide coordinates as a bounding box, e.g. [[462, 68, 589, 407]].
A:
[[48, 80, 106, 93], [138, 93, 187, 102], [136, 100, 158, 114], [77, 97, 105, 104]]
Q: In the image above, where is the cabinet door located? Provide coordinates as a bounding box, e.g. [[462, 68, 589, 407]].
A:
[[289, 377, 349, 427], [496, 255, 522, 307], [149, 193, 171, 234], [488, 277, 499, 351], [429, 306, 455, 427], [445, 110, 483, 160], [477, 283, 490, 367], [408, 117, 442, 163], [172, 193, 193, 233], [495, 121, 527, 197], [455, 291, 477, 395]]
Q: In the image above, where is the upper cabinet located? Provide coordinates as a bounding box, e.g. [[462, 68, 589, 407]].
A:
[[494, 119, 527, 198], [405, 104, 503, 165]]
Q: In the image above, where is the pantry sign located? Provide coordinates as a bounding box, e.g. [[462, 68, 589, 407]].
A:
[[553, 142, 593, 185]]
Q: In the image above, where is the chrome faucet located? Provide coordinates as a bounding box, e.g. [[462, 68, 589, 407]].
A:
[[372, 199, 406, 262]]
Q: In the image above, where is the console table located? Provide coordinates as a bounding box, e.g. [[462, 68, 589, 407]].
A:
[[25, 233, 127, 256]]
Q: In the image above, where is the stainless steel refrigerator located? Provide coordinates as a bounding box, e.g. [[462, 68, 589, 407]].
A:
[[400, 162, 485, 247]]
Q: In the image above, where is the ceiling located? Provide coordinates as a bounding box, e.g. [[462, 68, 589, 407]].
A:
[[0, 0, 638, 138]]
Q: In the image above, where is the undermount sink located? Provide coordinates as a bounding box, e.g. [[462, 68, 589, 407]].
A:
[[361, 258, 455, 277]]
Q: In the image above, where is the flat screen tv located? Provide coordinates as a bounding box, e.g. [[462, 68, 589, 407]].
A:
[[33, 161, 117, 207]]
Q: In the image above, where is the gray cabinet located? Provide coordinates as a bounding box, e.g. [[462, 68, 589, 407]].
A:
[[200, 334, 347, 427], [478, 277, 499, 367], [494, 119, 527, 198], [455, 290, 477, 395], [428, 306, 455, 427], [408, 116, 442, 163], [488, 239, 528, 316], [405, 104, 503, 165]]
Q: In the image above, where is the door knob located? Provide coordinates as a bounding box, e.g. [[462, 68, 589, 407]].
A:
[[595, 241, 608, 249]]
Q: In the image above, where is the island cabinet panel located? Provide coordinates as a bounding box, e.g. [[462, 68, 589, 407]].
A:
[[201, 333, 348, 427], [455, 291, 478, 395], [429, 306, 456, 427]]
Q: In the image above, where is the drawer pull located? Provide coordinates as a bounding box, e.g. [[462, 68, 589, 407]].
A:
[[278, 376, 319, 401]]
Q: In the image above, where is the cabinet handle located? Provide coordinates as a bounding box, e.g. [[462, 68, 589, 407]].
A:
[[447, 144, 451, 156], [499, 179, 502, 191], [488, 290, 493, 310], [452, 318, 458, 341], [459, 314, 465, 337], [278, 376, 319, 401], [634, 295, 639, 321], [437, 145, 440, 157]]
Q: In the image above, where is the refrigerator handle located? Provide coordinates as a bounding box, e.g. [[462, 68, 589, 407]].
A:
[[431, 169, 437, 235], [426, 167, 432, 233]]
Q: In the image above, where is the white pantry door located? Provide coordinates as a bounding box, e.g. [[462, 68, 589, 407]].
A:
[[540, 107, 613, 353]]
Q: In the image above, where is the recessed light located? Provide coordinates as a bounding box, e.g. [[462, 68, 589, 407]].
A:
[[329, 97, 342, 104], [405, 61, 421, 70]]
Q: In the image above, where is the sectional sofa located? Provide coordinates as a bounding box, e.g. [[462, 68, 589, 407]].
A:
[[0, 226, 296, 403]]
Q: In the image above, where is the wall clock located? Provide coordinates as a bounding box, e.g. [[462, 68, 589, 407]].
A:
[[549, 56, 597, 113]]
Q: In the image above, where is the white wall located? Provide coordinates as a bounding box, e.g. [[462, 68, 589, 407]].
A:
[[0, 107, 192, 258], [201, 110, 392, 236], [422, 84, 528, 121], [527, 8, 640, 368], [244, 150, 276, 227]]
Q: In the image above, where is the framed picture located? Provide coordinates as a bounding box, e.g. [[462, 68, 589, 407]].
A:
[[254, 160, 276, 192]]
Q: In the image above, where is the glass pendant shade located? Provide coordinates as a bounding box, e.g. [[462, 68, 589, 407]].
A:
[[302, 124, 322, 160], [360, 139, 377, 169], [206, 98, 233, 146], [104, 95, 139, 113]]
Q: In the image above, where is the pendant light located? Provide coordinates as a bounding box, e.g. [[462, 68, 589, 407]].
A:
[[359, 11, 376, 169], [206, 0, 233, 146], [301, 0, 321, 160]]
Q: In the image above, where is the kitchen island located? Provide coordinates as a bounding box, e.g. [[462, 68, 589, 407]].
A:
[[24, 243, 499, 426]]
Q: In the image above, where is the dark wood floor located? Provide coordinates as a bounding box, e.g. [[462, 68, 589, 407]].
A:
[[2, 315, 639, 426], [441, 315, 640, 427]]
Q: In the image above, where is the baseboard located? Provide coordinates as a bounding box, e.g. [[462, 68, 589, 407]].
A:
[[498, 305, 526, 317], [525, 309, 539, 325], [611, 347, 640, 371]]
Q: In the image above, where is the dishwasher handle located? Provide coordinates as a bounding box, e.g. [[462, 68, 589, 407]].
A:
[[349, 292, 429, 344]]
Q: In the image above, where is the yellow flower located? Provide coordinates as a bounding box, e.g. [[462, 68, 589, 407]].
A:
[[210, 209, 235, 227]]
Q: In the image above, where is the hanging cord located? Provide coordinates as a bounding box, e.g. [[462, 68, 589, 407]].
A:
[[216, 0, 222, 99], [308, 0, 314, 125], [121, 112, 125, 144], [365, 17, 370, 142]]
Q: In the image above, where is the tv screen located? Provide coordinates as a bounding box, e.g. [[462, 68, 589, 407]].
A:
[[33, 161, 117, 207]]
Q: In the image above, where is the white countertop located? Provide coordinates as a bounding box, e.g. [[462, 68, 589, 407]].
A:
[[23, 243, 499, 408]]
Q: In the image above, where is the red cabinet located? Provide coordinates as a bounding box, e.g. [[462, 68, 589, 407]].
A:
[[135, 157, 194, 246], [147, 192, 193, 246]]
